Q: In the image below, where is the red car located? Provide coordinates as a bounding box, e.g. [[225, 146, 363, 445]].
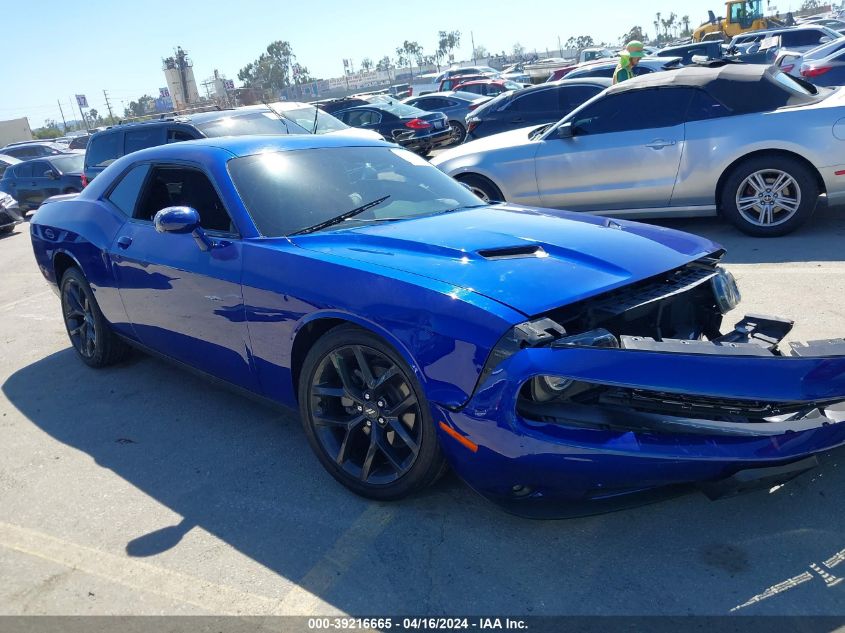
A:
[[452, 78, 527, 97]]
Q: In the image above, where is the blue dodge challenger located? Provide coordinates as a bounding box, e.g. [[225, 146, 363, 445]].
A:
[[29, 135, 845, 517]]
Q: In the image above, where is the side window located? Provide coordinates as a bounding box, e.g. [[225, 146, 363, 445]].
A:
[[106, 164, 151, 216], [784, 30, 824, 48], [167, 129, 196, 143], [579, 67, 615, 78], [30, 161, 49, 177], [86, 133, 121, 169], [633, 65, 654, 76], [135, 166, 234, 233], [14, 164, 33, 178], [346, 110, 381, 127], [572, 89, 693, 135], [463, 84, 482, 94], [558, 86, 602, 112], [413, 98, 434, 110], [124, 128, 163, 155], [508, 89, 557, 112], [686, 90, 731, 122]]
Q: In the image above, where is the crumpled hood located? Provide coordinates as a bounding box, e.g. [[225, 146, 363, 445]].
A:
[[291, 205, 720, 316]]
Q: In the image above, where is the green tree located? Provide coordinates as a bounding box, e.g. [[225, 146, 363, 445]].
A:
[[437, 30, 461, 66], [238, 40, 312, 98], [512, 42, 526, 58], [33, 120, 61, 139], [474, 44, 489, 59], [681, 15, 691, 37], [565, 35, 595, 54], [87, 108, 101, 126], [801, 0, 821, 9], [124, 95, 155, 118], [376, 56, 392, 72], [621, 26, 646, 45], [396, 40, 423, 78], [360, 57, 374, 72]]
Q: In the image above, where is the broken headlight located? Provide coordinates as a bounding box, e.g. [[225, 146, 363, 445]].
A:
[[711, 267, 741, 314]]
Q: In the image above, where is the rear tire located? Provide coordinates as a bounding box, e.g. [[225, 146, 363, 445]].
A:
[[298, 324, 445, 501], [60, 268, 130, 368], [448, 121, 467, 145], [456, 174, 504, 203], [720, 155, 818, 237]]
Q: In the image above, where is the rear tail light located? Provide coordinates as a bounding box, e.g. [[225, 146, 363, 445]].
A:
[[405, 118, 432, 129], [802, 65, 831, 78], [467, 119, 479, 133], [80, 173, 88, 188], [780, 63, 795, 74], [468, 103, 481, 111], [407, 87, 414, 96]]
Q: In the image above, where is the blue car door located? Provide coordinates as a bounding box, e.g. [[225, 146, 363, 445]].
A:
[[109, 163, 258, 391]]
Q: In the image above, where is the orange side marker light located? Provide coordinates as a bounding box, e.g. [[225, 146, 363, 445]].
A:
[[439, 422, 478, 453]]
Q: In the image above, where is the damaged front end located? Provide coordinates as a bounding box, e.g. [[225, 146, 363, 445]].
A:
[[434, 255, 845, 518]]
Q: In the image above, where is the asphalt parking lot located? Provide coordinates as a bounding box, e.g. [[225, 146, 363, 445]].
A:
[[0, 208, 844, 617]]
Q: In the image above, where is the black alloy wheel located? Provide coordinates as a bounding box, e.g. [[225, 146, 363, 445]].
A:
[[60, 268, 129, 368], [299, 325, 445, 500]]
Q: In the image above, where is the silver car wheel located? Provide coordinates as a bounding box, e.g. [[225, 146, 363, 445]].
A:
[[467, 186, 491, 202], [735, 169, 801, 227]]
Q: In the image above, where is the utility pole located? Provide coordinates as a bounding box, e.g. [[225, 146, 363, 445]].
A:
[[558, 36, 563, 57], [471, 31, 477, 64], [57, 100, 68, 133], [102, 90, 114, 121]]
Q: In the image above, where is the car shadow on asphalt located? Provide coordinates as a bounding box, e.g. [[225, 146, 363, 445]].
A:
[[648, 206, 845, 265], [3, 347, 845, 615]]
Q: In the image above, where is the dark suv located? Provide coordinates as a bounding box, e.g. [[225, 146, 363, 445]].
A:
[[83, 104, 351, 181]]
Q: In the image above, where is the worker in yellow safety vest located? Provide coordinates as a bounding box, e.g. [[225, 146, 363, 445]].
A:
[[613, 40, 645, 84]]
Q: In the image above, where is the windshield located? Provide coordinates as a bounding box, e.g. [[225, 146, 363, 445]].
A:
[[196, 111, 311, 137], [228, 146, 483, 237], [51, 155, 84, 173], [378, 102, 427, 118], [805, 36, 845, 61], [271, 105, 347, 134]]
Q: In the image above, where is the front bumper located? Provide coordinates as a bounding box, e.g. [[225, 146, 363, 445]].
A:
[[433, 326, 845, 518]]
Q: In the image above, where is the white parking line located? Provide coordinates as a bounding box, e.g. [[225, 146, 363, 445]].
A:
[[0, 521, 282, 614], [0, 290, 52, 313]]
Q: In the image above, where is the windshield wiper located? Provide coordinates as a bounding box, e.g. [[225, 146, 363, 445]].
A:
[[290, 196, 392, 236], [262, 100, 291, 134]]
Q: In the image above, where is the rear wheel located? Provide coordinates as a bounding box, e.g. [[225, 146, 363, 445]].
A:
[[457, 174, 504, 203], [720, 156, 818, 237], [60, 268, 130, 368], [298, 325, 445, 500], [448, 121, 467, 145]]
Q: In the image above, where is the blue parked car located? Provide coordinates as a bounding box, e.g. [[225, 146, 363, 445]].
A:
[[0, 154, 85, 211], [29, 135, 845, 517]]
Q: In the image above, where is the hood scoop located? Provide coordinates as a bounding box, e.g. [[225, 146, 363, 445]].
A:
[[477, 245, 548, 260]]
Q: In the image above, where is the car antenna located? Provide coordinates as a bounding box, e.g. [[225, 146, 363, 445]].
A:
[[312, 104, 319, 134], [261, 99, 290, 134]]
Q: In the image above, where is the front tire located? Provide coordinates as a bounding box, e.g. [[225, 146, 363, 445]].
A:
[[720, 156, 818, 237], [298, 325, 445, 500], [60, 268, 130, 368], [456, 173, 504, 203]]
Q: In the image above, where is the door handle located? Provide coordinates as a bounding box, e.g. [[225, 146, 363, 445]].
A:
[[117, 235, 132, 249], [511, 117, 524, 123], [646, 139, 676, 149]]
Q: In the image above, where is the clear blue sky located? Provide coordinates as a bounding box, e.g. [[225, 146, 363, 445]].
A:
[[2, 0, 807, 127]]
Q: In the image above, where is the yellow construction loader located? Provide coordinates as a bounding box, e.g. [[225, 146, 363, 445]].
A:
[[692, 0, 782, 42]]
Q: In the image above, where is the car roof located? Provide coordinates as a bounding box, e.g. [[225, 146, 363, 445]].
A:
[[114, 134, 393, 162], [0, 154, 21, 164], [2, 141, 62, 149], [606, 63, 822, 112], [412, 91, 481, 100]]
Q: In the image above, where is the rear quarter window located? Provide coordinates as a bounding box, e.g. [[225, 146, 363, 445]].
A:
[[86, 133, 121, 169], [106, 164, 151, 216]]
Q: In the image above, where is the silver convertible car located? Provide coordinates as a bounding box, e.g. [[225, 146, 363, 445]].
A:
[[432, 64, 845, 236]]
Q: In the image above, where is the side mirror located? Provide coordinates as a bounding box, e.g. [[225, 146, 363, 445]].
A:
[[153, 206, 213, 251], [820, 36, 832, 44], [556, 122, 574, 139], [45, 170, 58, 180]]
